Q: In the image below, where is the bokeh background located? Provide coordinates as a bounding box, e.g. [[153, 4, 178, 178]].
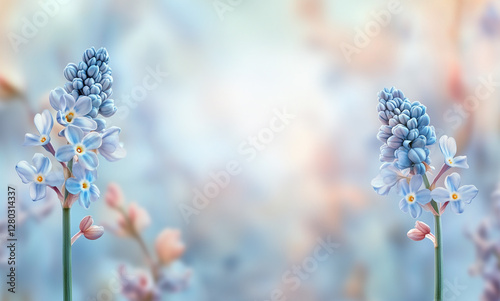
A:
[[1, 0, 500, 300]]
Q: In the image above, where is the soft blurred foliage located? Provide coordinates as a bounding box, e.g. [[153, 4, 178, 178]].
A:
[[1, 0, 500, 300]]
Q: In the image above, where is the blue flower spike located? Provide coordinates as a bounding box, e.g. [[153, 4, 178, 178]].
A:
[[376, 87, 436, 175], [65, 163, 100, 209], [431, 173, 478, 214], [439, 135, 469, 169], [398, 175, 432, 218], [55, 125, 102, 170], [15, 153, 64, 201], [24, 110, 53, 146]]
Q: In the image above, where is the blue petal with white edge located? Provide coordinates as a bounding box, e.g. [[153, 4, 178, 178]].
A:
[[457, 185, 478, 204], [55, 145, 76, 162], [16, 161, 36, 183], [30, 183, 46, 201]]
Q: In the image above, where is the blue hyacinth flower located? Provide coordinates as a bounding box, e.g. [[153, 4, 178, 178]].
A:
[[63, 47, 116, 120], [371, 162, 409, 195], [65, 162, 100, 209], [98, 126, 126, 162], [15, 153, 64, 201], [439, 135, 469, 169], [49, 87, 97, 132], [55, 125, 102, 170], [431, 173, 478, 214], [398, 175, 432, 218], [24, 110, 53, 146]]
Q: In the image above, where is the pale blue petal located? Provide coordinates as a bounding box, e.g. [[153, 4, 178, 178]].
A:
[[450, 200, 465, 214], [415, 189, 431, 204], [56, 111, 68, 126], [49, 88, 65, 111], [85, 169, 96, 183], [79, 191, 90, 209], [445, 173, 461, 192], [32, 153, 51, 174], [24, 133, 42, 146], [62, 94, 75, 111], [55, 145, 76, 162], [399, 198, 408, 213], [100, 145, 126, 162], [79, 152, 99, 170], [16, 161, 35, 183], [35, 110, 53, 135], [458, 185, 478, 204], [45, 171, 64, 187], [409, 204, 422, 218], [65, 178, 82, 194], [73, 96, 92, 115], [82, 132, 102, 150], [452, 156, 469, 169], [30, 183, 46, 201], [409, 175, 423, 192], [90, 184, 100, 202], [439, 135, 450, 158], [64, 125, 83, 145], [399, 179, 410, 196], [72, 117, 97, 131], [431, 187, 451, 203], [71, 162, 86, 180]]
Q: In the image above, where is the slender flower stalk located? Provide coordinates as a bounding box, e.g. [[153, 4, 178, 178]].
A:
[[372, 87, 477, 300], [63, 208, 72, 301], [15, 47, 124, 300]]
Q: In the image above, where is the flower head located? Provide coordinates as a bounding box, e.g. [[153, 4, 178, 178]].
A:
[[398, 175, 432, 218], [55, 125, 102, 170], [65, 162, 100, 209], [376, 87, 436, 174], [431, 173, 478, 214], [15, 153, 64, 201], [439, 135, 469, 169], [63, 47, 116, 126], [24, 110, 53, 146], [155, 229, 186, 265], [371, 162, 409, 195], [49, 88, 97, 132]]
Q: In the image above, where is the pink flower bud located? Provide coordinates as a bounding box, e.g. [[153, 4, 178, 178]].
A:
[[79, 215, 94, 232], [83, 225, 104, 240], [105, 183, 124, 208], [407, 229, 426, 241], [415, 221, 431, 234], [128, 202, 151, 233], [155, 229, 185, 265]]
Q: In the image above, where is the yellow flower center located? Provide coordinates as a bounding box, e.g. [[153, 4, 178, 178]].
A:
[[408, 195, 415, 203], [82, 182, 88, 189], [452, 193, 459, 200], [37, 175, 43, 182], [76, 146, 83, 154], [40, 137, 46, 143], [66, 112, 75, 123], [448, 159, 453, 165]]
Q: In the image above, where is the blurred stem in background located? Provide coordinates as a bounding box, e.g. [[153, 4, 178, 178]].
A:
[[423, 174, 443, 301]]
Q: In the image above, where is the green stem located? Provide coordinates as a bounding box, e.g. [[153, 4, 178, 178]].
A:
[[62, 158, 73, 301], [63, 208, 72, 301], [423, 174, 443, 301], [434, 214, 443, 301]]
